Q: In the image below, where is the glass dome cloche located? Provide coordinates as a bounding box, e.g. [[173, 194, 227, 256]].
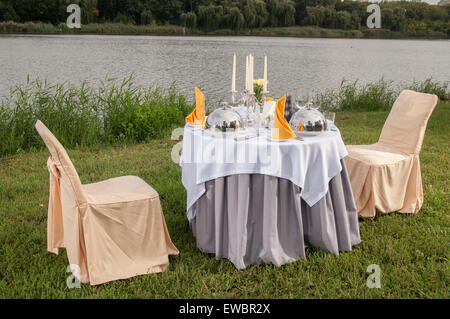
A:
[[288, 102, 328, 136], [205, 102, 243, 133]]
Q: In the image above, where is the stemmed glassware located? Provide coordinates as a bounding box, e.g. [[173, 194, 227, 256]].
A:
[[245, 90, 262, 128], [323, 111, 336, 123], [229, 90, 239, 107], [231, 89, 264, 129], [295, 91, 311, 110]]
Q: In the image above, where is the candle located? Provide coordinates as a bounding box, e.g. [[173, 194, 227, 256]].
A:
[[263, 55, 267, 92], [250, 54, 254, 94], [245, 55, 249, 91], [232, 54, 236, 92]]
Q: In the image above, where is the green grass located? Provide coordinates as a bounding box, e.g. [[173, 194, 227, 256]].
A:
[[0, 101, 448, 298]]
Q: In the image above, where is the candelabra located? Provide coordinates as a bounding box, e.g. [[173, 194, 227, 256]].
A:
[[262, 91, 269, 103], [229, 90, 238, 106]]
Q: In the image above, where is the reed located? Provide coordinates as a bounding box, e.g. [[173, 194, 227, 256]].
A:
[[316, 78, 448, 112], [0, 76, 192, 157], [1, 77, 448, 157]]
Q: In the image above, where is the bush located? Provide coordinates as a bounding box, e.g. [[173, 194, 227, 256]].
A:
[[316, 78, 449, 112], [0, 76, 193, 157], [407, 78, 448, 100], [317, 79, 397, 112]]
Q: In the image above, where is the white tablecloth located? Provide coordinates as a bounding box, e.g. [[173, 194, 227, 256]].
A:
[[180, 123, 348, 222]]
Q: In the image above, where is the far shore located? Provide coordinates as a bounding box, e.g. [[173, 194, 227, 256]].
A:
[[1, 22, 448, 40]]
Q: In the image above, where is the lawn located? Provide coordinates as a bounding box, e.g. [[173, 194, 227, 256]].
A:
[[0, 102, 448, 298]]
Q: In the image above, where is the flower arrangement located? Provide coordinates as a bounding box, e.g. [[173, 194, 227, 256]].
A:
[[253, 79, 265, 103]]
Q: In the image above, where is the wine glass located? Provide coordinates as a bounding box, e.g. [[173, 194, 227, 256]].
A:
[[323, 110, 335, 123], [295, 92, 310, 110]]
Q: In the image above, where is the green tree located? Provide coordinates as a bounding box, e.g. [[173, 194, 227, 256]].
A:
[[81, 0, 98, 24], [0, 1, 19, 21], [198, 4, 223, 30], [350, 10, 362, 29], [225, 6, 244, 31], [238, 0, 267, 29], [381, 8, 394, 30], [97, 0, 117, 21], [335, 10, 351, 30], [305, 6, 325, 26], [140, 9, 152, 24], [266, 0, 296, 27], [392, 7, 406, 32], [321, 5, 336, 28], [147, 0, 183, 24], [180, 10, 196, 29], [1, 0, 448, 35]]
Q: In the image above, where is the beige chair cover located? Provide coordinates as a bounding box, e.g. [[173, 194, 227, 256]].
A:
[[35, 120, 179, 285], [344, 90, 438, 218]]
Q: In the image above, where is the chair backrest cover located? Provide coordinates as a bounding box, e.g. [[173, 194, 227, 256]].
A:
[[378, 90, 438, 155], [35, 120, 87, 205]]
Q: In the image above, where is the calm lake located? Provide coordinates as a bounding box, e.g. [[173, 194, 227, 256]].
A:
[[0, 34, 449, 103]]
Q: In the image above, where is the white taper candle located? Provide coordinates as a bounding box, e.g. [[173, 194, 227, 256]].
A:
[[232, 54, 236, 92], [263, 55, 267, 92], [250, 54, 254, 94], [245, 55, 249, 91]]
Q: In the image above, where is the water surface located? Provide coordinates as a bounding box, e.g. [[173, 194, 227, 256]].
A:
[[0, 34, 448, 103]]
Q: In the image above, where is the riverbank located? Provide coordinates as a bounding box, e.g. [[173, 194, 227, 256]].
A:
[[0, 101, 448, 298], [1, 21, 448, 40]]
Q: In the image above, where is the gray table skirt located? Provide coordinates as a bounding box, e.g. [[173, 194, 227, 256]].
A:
[[190, 159, 361, 269]]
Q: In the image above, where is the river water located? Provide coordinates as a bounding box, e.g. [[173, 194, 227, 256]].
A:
[[0, 34, 448, 103]]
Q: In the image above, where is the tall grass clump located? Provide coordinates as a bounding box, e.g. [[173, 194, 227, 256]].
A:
[[407, 78, 448, 100], [317, 79, 397, 112], [317, 78, 449, 112], [0, 76, 192, 157]]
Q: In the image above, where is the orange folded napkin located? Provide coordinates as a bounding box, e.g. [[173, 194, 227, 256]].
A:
[[272, 94, 296, 140], [186, 87, 206, 126]]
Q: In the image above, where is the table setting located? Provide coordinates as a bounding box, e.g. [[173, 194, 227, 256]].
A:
[[180, 54, 361, 269]]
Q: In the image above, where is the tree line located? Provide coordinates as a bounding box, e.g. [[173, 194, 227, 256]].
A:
[[0, 0, 448, 34]]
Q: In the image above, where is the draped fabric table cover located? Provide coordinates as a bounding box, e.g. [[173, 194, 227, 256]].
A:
[[181, 124, 349, 222], [180, 124, 361, 269]]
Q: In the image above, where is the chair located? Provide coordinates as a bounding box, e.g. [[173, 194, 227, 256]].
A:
[[344, 90, 438, 218], [35, 120, 179, 285]]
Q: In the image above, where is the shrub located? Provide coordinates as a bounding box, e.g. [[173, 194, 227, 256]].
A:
[[316, 78, 448, 112], [0, 76, 193, 157], [407, 78, 448, 100], [316, 79, 397, 112]]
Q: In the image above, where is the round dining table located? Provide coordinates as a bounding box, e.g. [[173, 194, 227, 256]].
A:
[[180, 119, 361, 269]]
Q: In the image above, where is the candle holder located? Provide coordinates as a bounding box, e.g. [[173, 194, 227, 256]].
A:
[[245, 92, 259, 127], [253, 96, 262, 129], [229, 90, 239, 106], [262, 91, 269, 103], [243, 91, 252, 127]]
